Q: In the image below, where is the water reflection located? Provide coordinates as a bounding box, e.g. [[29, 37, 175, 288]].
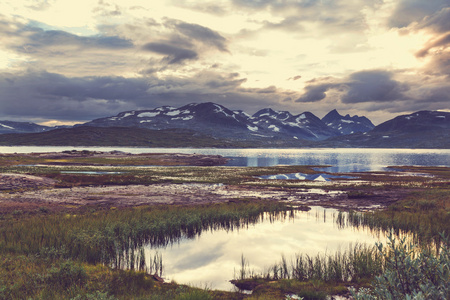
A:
[[143, 207, 387, 291], [259, 172, 356, 181]]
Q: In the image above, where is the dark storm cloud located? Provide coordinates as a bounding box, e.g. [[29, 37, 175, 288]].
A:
[[296, 69, 450, 115], [1, 71, 149, 101], [0, 16, 133, 58], [0, 70, 150, 121], [388, 0, 449, 29], [295, 83, 338, 102], [142, 42, 198, 64], [171, 21, 228, 52], [296, 70, 410, 104], [342, 70, 410, 103]]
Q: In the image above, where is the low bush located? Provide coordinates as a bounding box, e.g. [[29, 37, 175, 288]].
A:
[[351, 232, 449, 300]]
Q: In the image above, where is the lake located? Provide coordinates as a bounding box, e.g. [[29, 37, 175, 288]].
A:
[[1, 146, 449, 172]]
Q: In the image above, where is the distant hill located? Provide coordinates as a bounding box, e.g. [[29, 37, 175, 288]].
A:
[[318, 111, 450, 148], [0, 126, 240, 147], [0, 120, 51, 134]]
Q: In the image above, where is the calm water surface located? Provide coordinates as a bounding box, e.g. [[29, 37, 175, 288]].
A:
[[1, 146, 449, 172], [144, 207, 387, 291]]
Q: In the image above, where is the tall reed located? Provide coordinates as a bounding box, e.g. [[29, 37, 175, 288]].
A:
[[0, 201, 295, 270], [237, 243, 384, 284]]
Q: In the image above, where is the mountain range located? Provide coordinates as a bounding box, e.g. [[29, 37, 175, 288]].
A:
[[80, 102, 375, 141], [0, 103, 448, 148]]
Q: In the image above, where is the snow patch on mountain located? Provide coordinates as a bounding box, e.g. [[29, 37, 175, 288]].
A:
[[138, 112, 159, 118], [122, 112, 135, 118], [269, 125, 280, 132], [0, 123, 14, 129], [166, 110, 181, 116]]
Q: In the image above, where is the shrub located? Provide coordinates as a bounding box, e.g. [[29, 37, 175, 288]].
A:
[[351, 232, 450, 300], [46, 261, 87, 289]]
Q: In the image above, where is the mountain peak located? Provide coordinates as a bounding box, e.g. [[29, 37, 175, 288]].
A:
[[321, 109, 342, 123]]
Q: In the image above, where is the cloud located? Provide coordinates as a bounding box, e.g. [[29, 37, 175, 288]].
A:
[[172, 1, 227, 16], [18, 28, 134, 52], [142, 42, 198, 64], [418, 7, 450, 33], [0, 15, 138, 76], [296, 69, 450, 116], [342, 70, 410, 103], [416, 32, 450, 57], [232, 0, 378, 35], [296, 83, 338, 102], [0, 70, 150, 121], [388, 0, 449, 30], [296, 70, 410, 104], [169, 20, 228, 52], [0, 69, 287, 122]]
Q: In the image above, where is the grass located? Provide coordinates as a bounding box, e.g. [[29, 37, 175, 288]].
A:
[[0, 201, 297, 299], [0, 201, 295, 265], [341, 188, 450, 245]]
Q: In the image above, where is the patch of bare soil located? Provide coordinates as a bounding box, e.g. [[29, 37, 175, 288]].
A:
[[0, 173, 56, 191], [0, 176, 407, 214]]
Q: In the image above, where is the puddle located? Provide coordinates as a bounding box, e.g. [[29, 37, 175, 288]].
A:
[[259, 172, 356, 181], [143, 206, 388, 291], [60, 171, 125, 175]]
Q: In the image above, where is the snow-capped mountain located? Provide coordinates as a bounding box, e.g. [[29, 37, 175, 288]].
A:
[[81, 102, 348, 141], [251, 108, 339, 140], [321, 109, 375, 135], [0, 121, 51, 134], [82, 102, 260, 140], [319, 110, 450, 148], [371, 110, 449, 133]]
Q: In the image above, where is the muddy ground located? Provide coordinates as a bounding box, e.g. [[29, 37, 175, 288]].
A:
[[0, 173, 407, 214], [0, 151, 439, 214]]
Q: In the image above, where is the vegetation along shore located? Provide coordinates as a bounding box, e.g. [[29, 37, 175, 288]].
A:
[[0, 151, 448, 299]]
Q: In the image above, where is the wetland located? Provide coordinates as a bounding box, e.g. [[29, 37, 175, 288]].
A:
[[0, 149, 449, 299]]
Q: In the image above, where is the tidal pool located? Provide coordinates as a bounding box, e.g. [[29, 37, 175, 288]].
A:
[[143, 206, 388, 291]]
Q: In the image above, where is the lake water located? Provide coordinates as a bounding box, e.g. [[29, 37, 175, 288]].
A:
[[144, 206, 387, 291], [1, 146, 449, 172]]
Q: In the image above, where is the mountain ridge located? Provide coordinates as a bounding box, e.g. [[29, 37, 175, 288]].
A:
[[0, 104, 448, 148]]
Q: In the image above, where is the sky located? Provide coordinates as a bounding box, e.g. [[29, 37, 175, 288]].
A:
[[0, 0, 449, 126]]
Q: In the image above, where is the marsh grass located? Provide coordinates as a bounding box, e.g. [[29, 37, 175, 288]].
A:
[[236, 243, 383, 284], [342, 189, 450, 245], [0, 201, 295, 300], [0, 201, 295, 269]]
